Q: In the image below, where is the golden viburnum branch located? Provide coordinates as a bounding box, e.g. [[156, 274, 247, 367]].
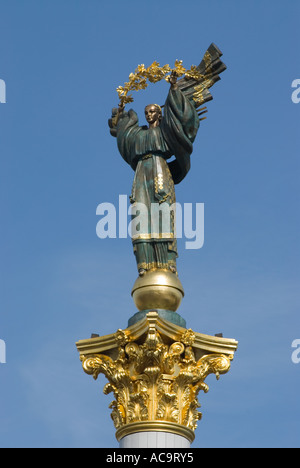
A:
[[116, 60, 204, 107]]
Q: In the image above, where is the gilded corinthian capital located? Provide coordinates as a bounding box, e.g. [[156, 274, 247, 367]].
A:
[[77, 312, 237, 443]]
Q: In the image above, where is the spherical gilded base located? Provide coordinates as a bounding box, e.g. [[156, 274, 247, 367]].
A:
[[131, 269, 184, 312]]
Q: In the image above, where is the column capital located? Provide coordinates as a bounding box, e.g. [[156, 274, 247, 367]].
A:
[[76, 312, 238, 443]]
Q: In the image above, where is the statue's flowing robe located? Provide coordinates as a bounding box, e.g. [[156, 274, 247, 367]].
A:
[[112, 87, 200, 271]]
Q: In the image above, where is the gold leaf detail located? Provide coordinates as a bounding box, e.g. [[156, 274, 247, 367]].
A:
[[80, 325, 233, 435], [116, 60, 203, 107]]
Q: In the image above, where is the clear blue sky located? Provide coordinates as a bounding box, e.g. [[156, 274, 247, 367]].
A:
[[0, 0, 299, 448]]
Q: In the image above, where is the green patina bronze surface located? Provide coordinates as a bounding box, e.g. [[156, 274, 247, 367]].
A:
[[128, 309, 187, 328], [109, 87, 199, 274], [108, 44, 226, 277]]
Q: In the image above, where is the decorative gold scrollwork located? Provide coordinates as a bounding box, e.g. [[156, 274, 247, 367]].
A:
[[80, 320, 232, 435]]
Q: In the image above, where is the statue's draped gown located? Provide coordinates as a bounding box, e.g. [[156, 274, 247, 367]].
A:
[[111, 87, 200, 272]]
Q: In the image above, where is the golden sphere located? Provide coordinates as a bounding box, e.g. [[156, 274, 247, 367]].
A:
[[131, 269, 184, 312]]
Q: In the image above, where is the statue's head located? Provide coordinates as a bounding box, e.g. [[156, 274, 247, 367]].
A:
[[144, 104, 162, 127]]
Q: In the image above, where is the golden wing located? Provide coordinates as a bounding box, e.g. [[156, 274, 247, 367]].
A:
[[177, 43, 227, 120]]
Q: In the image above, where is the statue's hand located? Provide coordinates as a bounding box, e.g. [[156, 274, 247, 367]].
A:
[[108, 103, 126, 136], [118, 102, 125, 114], [108, 120, 117, 137], [108, 108, 119, 137], [169, 71, 178, 89]]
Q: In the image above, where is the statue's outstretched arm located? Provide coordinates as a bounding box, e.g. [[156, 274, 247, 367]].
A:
[[108, 102, 126, 137], [169, 70, 178, 90]]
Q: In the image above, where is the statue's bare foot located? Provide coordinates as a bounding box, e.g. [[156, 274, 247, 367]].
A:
[[138, 268, 146, 277], [169, 265, 177, 274]]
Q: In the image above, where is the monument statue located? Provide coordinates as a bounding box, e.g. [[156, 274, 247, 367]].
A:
[[76, 44, 238, 449], [108, 43, 226, 316]]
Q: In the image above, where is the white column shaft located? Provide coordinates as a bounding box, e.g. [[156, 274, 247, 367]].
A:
[[119, 431, 191, 448]]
